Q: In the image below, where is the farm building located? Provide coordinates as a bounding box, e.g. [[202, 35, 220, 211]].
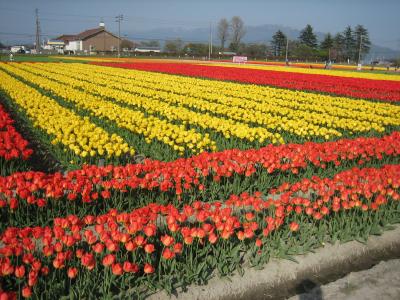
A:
[[57, 22, 121, 53]]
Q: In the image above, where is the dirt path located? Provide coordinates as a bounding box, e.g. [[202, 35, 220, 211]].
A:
[[288, 258, 400, 300], [148, 226, 400, 300]]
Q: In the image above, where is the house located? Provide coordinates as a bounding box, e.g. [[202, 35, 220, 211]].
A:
[[43, 40, 65, 53], [57, 22, 122, 53]]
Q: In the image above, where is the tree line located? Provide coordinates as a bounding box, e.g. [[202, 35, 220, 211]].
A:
[[271, 24, 371, 63], [154, 17, 373, 63]]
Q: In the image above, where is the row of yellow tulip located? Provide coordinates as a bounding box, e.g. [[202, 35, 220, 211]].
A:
[[2, 63, 215, 156], [35, 63, 400, 137], [53, 63, 398, 120], [20, 63, 283, 144], [0, 68, 133, 159], [64, 63, 399, 122], [29, 63, 341, 139]]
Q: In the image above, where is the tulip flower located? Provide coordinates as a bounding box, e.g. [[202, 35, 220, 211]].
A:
[[289, 222, 300, 232], [102, 254, 115, 267], [67, 267, 78, 279], [21, 286, 32, 298], [143, 263, 155, 274]]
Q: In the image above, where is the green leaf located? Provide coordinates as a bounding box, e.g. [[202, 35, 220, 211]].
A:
[[281, 254, 299, 263], [370, 226, 383, 235], [383, 225, 396, 231]]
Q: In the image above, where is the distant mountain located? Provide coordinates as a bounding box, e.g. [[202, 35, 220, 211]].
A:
[[127, 24, 400, 60]]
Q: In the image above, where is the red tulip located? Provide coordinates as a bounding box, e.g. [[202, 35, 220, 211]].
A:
[[144, 244, 155, 254], [67, 267, 78, 279], [134, 235, 146, 247], [143, 224, 156, 237], [81, 253, 96, 270], [160, 235, 174, 247], [208, 233, 218, 244], [111, 263, 123, 275], [123, 261, 137, 273], [173, 243, 183, 254], [21, 286, 32, 298], [289, 222, 299, 232], [143, 263, 155, 274], [102, 254, 115, 267], [14, 265, 25, 278], [162, 248, 175, 260]]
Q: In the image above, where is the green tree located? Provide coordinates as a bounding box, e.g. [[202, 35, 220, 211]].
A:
[[271, 30, 287, 57], [320, 33, 333, 50], [291, 42, 317, 61], [320, 33, 334, 60], [298, 24, 318, 49], [332, 33, 345, 61], [164, 39, 184, 54], [184, 43, 209, 56], [244, 43, 267, 58], [0, 41, 5, 49], [343, 26, 356, 62], [354, 24, 371, 62]]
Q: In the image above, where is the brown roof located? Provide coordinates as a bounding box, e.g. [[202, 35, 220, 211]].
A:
[[56, 27, 121, 42], [76, 28, 105, 40], [56, 34, 77, 42]]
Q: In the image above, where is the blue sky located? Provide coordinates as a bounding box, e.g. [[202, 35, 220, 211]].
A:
[[0, 0, 399, 49]]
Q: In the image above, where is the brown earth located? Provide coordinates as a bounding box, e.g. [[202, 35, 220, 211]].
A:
[[147, 225, 400, 300]]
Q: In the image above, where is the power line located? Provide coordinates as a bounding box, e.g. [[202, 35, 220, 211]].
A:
[[35, 8, 41, 52], [115, 14, 123, 58], [0, 6, 210, 27]]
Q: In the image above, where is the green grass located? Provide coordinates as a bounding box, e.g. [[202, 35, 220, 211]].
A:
[[0, 54, 88, 63]]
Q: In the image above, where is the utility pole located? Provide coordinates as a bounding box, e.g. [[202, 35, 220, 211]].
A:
[[115, 14, 123, 58], [208, 22, 212, 60], [210, 22, 212, 55], [35, 8, 41, 53], [285, 37, 289, 64], [357, 34, 363, 65]]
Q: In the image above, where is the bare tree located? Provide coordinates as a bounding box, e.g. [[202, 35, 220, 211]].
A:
[[230, 16, 246, 52], [217, 18, 230, 51]]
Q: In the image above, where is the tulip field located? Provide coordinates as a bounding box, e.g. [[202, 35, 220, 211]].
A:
[[0, 60, 400, 299]]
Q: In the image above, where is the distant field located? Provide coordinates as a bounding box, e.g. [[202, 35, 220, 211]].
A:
[[1, 54, 399, 75]]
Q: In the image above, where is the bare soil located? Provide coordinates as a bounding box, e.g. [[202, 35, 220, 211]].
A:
[[148, 225, 400, 300]]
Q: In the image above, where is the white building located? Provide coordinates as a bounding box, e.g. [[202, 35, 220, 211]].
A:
[[134, 47, 161, 53], [65, 40, 83, 52], [43, 40, 65, 53], [10, 46, 26, 53]]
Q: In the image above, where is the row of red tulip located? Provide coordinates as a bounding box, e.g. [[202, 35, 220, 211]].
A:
[[0, 104, 32, 161], [0, 164, 399, 298], [0, 132, 399, 210], [94, 62, 400, 102]]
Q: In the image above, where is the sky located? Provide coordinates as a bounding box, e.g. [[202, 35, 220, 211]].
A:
[[0, 0, 399, 49]]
